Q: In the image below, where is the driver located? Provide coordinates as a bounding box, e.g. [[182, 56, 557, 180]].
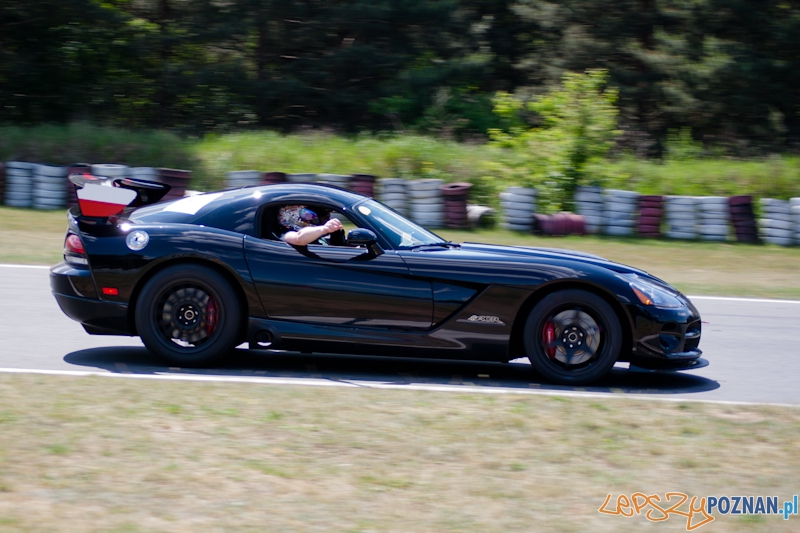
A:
[[279, 205, 343, 246]]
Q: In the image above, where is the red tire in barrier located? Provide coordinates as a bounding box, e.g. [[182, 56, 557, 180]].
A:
[[440, 182, 473, 196], [262, 171, 286, 184], [729, 206, 755, 217], [638, 223, 661, 232], [640, 207, 663, 217], [728, 195, 754, 206], [534, 214, 550, 235], [639, 195, 664, 203], [639, 216, 661, 226], [555, 213, 569, 235], [569, 213, 586, 235], [730, 216, 756, 226], [158, 168, 192, 201], [731, 216, 757, 225]]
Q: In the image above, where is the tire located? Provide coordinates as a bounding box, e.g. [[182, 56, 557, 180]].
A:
[[574, 191, 603, 203], [524, 289, 622, 385], [135, 264, 241, 366], [91, 164, 129, 178], [505, 186, 537, 198]]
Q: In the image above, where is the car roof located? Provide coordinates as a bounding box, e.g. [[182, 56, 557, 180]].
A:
[[130, 182, 369, 236]]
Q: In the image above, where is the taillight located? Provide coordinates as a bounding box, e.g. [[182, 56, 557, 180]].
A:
[[64, 233, 88, 265]]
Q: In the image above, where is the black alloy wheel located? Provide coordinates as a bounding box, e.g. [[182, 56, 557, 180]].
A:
[[523, 289, 622, 385], [135, 264, 241, 366]]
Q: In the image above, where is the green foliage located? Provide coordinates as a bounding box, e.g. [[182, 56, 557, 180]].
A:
[[191, 130, 501, 202], [603, 154, 800, 200], [664, 128, 705, 162], [487, 69, 621, 212], [0, 123, 197, 170]]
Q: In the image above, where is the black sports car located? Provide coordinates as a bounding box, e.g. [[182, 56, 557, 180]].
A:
[[51, 177, 705, 385]]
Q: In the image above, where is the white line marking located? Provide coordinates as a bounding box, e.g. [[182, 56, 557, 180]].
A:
[[0, 367, 797, 408], [688, 295, 800, 304], [0, 264, 50, 269]]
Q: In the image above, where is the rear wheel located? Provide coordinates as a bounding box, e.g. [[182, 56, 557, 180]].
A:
[[523, 289, 622, 385], [135, 264, 241, 366]]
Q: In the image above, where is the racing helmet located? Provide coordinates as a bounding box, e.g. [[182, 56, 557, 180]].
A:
[[279, 205, 320, 231]]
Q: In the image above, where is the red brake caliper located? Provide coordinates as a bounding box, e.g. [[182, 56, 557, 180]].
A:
[[206, 296, 218, 335], [542, 320, 556, 359]]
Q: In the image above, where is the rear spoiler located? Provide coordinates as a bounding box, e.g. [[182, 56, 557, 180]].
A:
[[70, 174, 172, 217]]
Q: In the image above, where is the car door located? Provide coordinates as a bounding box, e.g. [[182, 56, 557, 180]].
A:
[[244, 211, 433, 329]]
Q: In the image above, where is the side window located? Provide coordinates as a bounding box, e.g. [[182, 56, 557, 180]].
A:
[[329, 210, 358, 235], [260, 204, 362, 246]]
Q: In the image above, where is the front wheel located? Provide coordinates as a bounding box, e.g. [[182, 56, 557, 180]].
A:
[[523, 289, 622, 385], [135, 264, 241, 366]]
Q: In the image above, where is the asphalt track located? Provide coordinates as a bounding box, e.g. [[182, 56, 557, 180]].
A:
[[2, 264, 799, 406]]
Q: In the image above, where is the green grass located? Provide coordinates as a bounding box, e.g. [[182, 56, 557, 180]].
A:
[[0, 123, 197, 171], [0, 374, 798, 532], [602, 155, 800, 201]]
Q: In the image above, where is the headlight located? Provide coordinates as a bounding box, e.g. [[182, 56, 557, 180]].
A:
[[624, 276, 683, 309]]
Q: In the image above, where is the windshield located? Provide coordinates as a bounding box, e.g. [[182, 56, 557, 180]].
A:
[[356, 199, 446, 248]]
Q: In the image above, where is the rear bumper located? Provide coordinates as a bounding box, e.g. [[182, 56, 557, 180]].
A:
[[50, 262, 133, 336]]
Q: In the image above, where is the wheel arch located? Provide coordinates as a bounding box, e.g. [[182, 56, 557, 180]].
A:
[[508, 280, 634, 361], [127, 257, 249, 342]]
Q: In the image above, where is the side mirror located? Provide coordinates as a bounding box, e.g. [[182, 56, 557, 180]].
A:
[[347, 228, 383, 256], [347, 228, 377, 246]]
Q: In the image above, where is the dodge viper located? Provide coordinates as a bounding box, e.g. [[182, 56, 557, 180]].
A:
[[50, 176, 705, 385]]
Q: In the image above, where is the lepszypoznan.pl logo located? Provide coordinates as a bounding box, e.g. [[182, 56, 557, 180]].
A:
[[599, 492, 798, 530]]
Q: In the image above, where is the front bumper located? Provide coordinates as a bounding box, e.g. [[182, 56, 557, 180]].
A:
[[627, 300, 704, 369], [50, 262, 132, 336], [630, 357, 709, 372]]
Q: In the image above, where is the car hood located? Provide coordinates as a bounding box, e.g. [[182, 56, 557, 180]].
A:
[[459, 242, 638, 271], [447, 242, 673, 288]]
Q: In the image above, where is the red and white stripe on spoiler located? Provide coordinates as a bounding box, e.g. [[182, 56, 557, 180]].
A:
[[77, 183, 138, 217]]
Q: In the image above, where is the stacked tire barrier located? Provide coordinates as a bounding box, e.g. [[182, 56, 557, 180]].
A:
[[158, 168, 191, 201], [759, 198, 794, 246], [66, 163, 92, 208], [377, 178, 409, 215], [262, 171, 287, 185], [500, 186, 537, 231], [440, 182, 472, 229], [696, 196, 730, 241], [534, 213, 586, 236], [664, 196, 697, 240], [573, 186, 604, 234], [728, 195, 759, 243], [793, 198, 800, 245], [349, 174, 376, 197], [225, 170, 262, 188], [286, 173, 317, 183], [0, 162, 5, 205], [637, 195, 664, 237], [603, 189, 639, 236], [91, 164, 128, 179], [129, 167, 160, 182], [32, 164, 68, 210], [4, 162, 35, 207], [317, 173, 350, 189], [407, 179, 444, 228]]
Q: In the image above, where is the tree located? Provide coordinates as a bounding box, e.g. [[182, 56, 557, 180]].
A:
[[488, 69, 620, 211]]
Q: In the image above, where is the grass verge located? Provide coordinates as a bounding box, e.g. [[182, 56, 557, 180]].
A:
[[0, 374, 797, 532]]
